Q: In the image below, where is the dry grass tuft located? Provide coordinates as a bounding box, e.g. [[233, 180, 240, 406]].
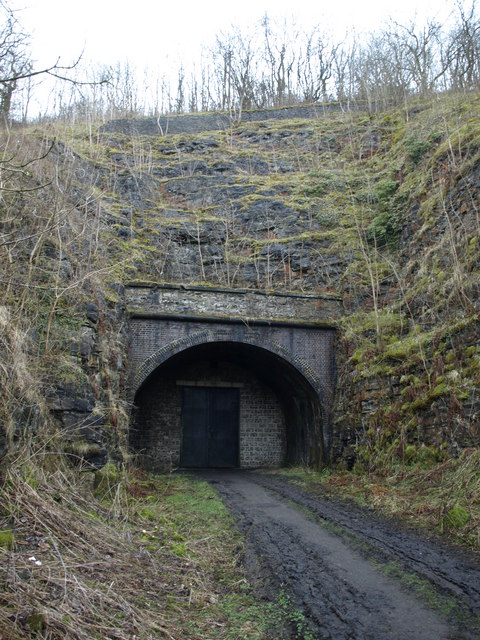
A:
[[0, 447, 277, 640], [0, 452, 178, 639], [0, 306, 45, 448]]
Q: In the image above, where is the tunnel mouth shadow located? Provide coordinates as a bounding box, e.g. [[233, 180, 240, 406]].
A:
[[130, 341, 324, 471]]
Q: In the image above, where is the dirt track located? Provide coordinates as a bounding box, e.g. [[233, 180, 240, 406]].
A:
[[200, 471, 480, 640]]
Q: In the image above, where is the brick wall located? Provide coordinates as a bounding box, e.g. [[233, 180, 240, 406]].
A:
[[130, 360, 286, 470], [127, 317, 335, 454], [128, 319, 334, 399], [239, 381, 285, 467]]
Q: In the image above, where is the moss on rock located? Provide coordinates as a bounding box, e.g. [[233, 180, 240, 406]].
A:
[[93, 462, 119, 498]]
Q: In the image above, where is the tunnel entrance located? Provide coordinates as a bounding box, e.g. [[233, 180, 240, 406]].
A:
[[126, 282, 339, 469], [181, 387, 239, 468], [130, 340, 325, 471]]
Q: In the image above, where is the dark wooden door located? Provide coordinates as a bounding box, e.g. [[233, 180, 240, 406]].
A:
[[181, 387, 239, 468], [181, 387, 209, 468]]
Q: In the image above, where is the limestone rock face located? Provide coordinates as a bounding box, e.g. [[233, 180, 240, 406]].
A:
[[51, 103, 480, 464], [2, 99, 479, 467]]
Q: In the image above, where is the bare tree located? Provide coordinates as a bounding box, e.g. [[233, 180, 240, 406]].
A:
[[213, 28, 259, 118], [391, 19, 446, 96], [261, 15, 297, 106], [352, 32, 411, 110], [446, 1, 480, 91], [0, 0, 112, 125], [0, 0, 31, 122], [298, 28, 338, 103], [331, 40, 356, 104]]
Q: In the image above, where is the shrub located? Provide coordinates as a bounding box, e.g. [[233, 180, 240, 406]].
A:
[[367, 210, 399, 247], [406, 133, 431, 165]]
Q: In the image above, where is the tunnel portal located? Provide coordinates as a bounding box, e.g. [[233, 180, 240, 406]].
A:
[[126, 284, 339, 470]]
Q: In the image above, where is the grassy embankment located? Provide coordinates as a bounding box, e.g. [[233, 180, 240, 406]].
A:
[[1, 449, 310, 639], [275, 451, 480, 553]]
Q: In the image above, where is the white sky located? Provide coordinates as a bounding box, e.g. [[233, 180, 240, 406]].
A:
[[6, 0, 459, 117], [11, 0, 455, 72]]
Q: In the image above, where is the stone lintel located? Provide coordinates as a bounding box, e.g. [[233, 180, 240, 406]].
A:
[[126, 282, 342, 325]]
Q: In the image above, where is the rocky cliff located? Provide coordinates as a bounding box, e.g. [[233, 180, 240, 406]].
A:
[[0, 95, 479, 468]]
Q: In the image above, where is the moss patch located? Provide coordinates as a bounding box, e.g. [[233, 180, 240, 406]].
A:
[[443, 506, 470, 530], [93, 462, 119, 498], [0, 529, 15, 550]]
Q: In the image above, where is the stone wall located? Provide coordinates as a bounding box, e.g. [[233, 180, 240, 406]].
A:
[[100, 104, 349, 137], [332, 322, 480, 467]]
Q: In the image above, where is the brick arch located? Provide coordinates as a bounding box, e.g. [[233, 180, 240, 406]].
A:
[[129, 328, 325, 403]]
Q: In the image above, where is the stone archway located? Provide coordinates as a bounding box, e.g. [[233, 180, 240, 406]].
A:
[[129, 339, 325, 470]]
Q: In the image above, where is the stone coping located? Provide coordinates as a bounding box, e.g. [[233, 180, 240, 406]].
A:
[[126, 281, 342, 301]]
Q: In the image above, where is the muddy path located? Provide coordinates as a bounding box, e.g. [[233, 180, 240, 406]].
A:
[[199, 471, 480, 640]]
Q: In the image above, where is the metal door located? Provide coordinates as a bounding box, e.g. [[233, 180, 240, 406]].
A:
[[181, 387, 239, 468]]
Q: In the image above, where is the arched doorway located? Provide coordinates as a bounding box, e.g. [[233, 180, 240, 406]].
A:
[[130, 341, 324, 471]]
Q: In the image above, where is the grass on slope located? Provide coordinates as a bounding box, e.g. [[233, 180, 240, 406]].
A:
[[274, 449, 480, 553], [0, 448, 290, 640]]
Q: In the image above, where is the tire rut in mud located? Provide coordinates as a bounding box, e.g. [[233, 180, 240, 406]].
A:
[[200, 470, 480, 640], [253, 473, 480, 614]]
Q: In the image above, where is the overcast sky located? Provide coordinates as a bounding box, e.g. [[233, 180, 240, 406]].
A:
[[10, 0, 455, 71]]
